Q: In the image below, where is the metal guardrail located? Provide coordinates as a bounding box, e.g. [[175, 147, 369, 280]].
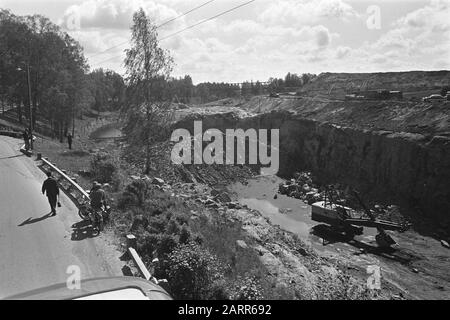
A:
[[0, 130, 22, 139], [129, 248, 152, 281], [40, 157, 89, 199], [126, 234, 161, 284]]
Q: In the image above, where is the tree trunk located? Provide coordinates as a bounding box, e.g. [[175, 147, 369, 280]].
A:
[[59, 122, 64, 143], [32, 104, 37, 128], [144, 141, 151, 174]]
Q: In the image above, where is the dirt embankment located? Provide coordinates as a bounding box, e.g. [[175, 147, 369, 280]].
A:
[[230, 96, 450, 137], [299, 71, 450, 96]]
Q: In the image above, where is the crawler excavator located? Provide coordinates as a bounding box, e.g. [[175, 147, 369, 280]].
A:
[[311, 187, 408, 248]]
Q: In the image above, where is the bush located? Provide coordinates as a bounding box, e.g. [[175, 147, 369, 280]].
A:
[[164, 243, 225, 299], [90, 152, 118, 184], [229, 276, 264, 300], [118, 179, 150, 209], [179, 225, 191, 244], [148, 215, 168, 234], [157, 234, 179, 258], [166, 219, 181, 235], [207, 280, 231, 300], [137, 231, 160, 256], [138, 233, 179, 260]]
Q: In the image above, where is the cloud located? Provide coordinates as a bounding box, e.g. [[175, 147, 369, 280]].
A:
[[315, 25, 331, 47], [365, 0, 450, 68], [336, 46, 351, 59], [61, 0, 183, 31], [259, 0, 359, 27], [396, 0, 450, 32], [333, 0, 450, 72], [57, 0, 449, 82]]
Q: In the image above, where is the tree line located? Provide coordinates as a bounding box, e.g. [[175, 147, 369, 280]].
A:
[[1, 8, 315, 141], [162, 73, 317, 103], [0, 9, 126, 140]]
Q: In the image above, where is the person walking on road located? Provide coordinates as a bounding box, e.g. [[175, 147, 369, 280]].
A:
[[42, 171, 60, 216], [67, 133, 73, 150], [23, 129, 30, 151]]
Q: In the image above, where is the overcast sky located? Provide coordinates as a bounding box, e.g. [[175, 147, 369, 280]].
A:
[[1, 0, 449, 83]]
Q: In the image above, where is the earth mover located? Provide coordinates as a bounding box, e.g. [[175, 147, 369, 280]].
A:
[[311, 188, 408, 248]]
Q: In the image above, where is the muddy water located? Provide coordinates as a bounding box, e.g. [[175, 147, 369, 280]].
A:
[[90, 125, 123, 140], [229, 175, 450, 299], [230, 175, 376, 251]]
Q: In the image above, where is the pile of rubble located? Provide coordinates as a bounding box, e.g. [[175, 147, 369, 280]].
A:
[[129, 175, 244, 212], [278, 172, 324, 205]]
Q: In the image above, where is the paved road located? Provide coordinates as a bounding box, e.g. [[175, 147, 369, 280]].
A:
[[0, 136, 121, 298]]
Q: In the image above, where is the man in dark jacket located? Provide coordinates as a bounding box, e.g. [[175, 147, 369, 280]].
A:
[[42, 171, 60, 216], [67, 133, 73, 150], [90, 181, 107, 211], [23, 129, 30, 151]]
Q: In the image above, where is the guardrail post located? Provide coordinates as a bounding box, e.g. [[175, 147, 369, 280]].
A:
[[126, 234, 137, 249]]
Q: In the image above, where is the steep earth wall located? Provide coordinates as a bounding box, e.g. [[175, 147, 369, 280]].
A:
[[174, 111, 450, 226]]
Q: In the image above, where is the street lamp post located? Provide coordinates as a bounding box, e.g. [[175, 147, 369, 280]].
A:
[[17, 63, 33, 150], [26, 63, 33, 150]]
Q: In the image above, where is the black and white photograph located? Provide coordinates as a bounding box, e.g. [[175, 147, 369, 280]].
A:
[[0, 0, 449, 305]]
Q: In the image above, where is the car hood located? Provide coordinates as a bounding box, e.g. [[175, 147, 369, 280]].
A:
[[3, 276, 172, 300]]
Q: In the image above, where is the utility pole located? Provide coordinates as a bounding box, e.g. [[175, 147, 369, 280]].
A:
[[26, 62, 33, 150]]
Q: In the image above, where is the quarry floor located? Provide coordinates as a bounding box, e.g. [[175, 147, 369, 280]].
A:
[[229, 175, 450, 300]]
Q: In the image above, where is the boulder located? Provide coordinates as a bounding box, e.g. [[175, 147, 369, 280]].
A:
[[210, 189, 220, 197], [227, 202, 242, 209], [152, 177, 165, 186], [215, 192, 232, 203], [279, 184, 290, 195], [205, 199, 219, 208], [236, 240, 248, 249]]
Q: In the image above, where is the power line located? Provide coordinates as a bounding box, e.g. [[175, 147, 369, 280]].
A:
[[160, 0, 257, 41], [157, 0, 216, 29], [93, 0, 257, 67], [88, 0, 217, 60]]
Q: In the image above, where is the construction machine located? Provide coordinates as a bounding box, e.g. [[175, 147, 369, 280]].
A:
[[311, 187, 408, 248]]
